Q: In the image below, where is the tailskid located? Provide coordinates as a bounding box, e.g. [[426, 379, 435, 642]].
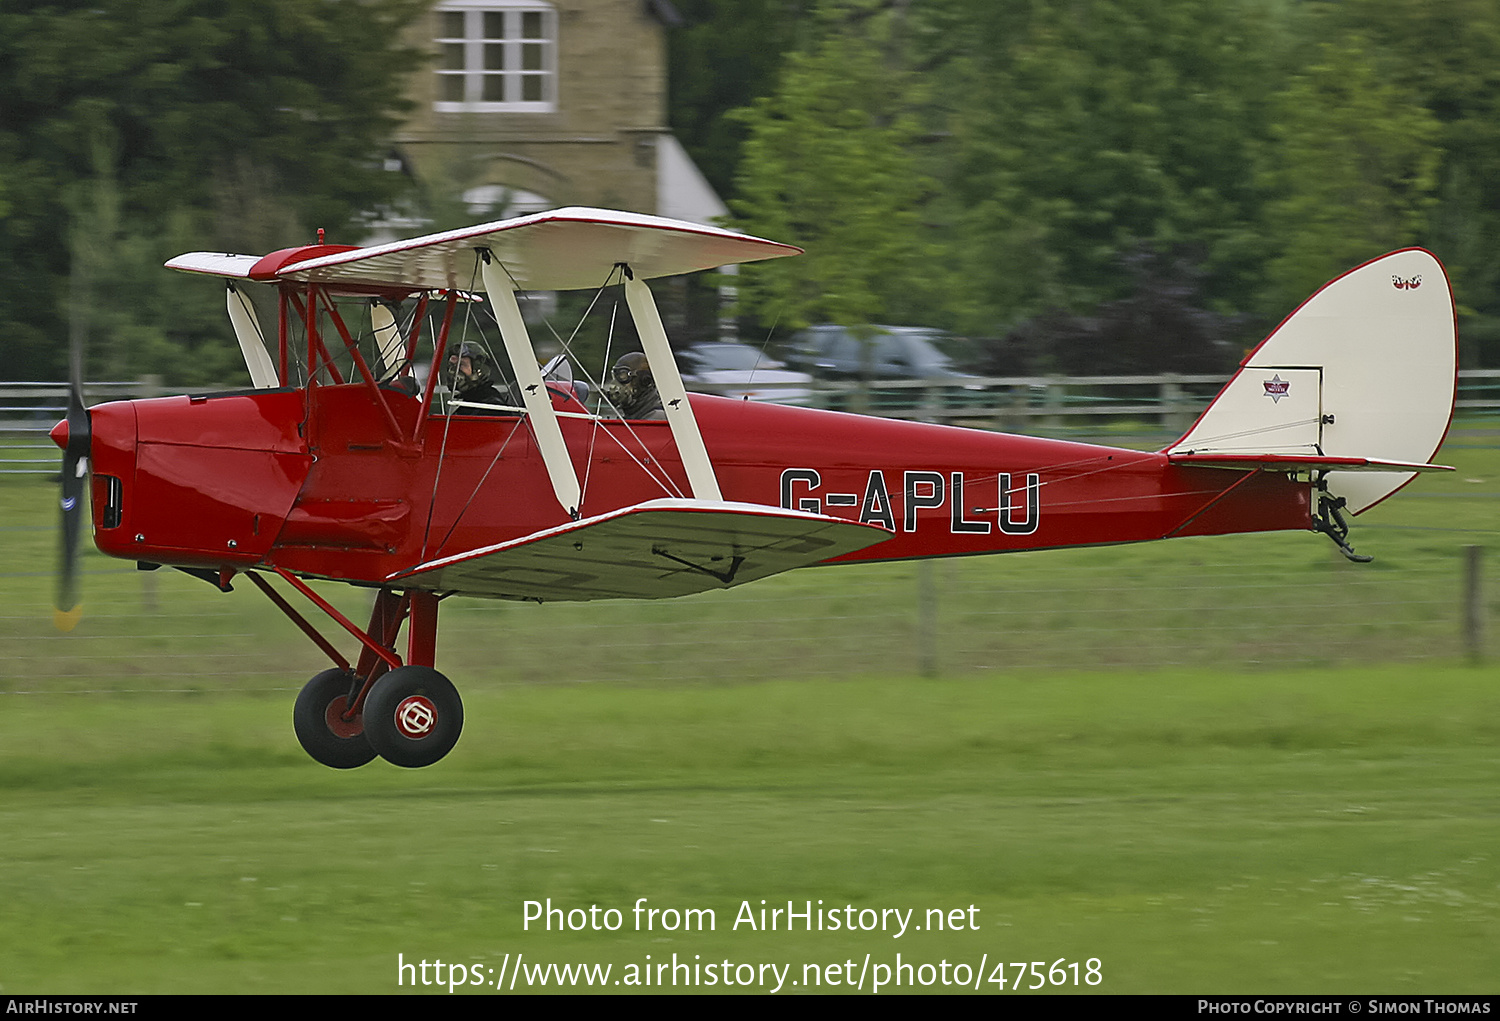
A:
[[1312, 481, 1373, 563]]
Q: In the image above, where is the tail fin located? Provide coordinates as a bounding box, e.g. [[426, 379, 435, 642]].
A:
[[1166, 249, 1456, 514]]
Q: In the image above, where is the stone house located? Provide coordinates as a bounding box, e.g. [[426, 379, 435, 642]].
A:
[[390, 0, 725, 229]]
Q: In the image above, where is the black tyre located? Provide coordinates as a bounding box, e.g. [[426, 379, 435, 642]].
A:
[[293, 668, 377, 769], [362, 666, 463, 768]]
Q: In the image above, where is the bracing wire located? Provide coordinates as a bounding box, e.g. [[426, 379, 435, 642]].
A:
[[499, 263, 687, 503], [423, 262, 687, 558], [419, 262, 488, 562], [746, 310, 782, 390]]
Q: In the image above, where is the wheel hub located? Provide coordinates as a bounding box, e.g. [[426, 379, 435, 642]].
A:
[[323, 695, 364, 739], [394, 694, 438, 738]]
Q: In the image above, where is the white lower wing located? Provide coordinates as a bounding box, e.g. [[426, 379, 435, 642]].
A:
[[387, 499, 892, 601]]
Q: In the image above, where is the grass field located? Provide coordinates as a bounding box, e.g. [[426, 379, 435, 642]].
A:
[[0, 429, 1496, 994], [0, 668, 1496, 994]]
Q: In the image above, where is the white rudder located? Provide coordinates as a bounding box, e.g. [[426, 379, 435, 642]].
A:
[[1168, 249, 1457, 515]]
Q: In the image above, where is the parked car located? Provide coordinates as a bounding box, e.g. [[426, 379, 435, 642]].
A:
[[787, 325, 976, 380], [678, 341, 815, 405]]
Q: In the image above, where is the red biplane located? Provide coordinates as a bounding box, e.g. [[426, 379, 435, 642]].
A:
[[50, 208, 1456, 768]]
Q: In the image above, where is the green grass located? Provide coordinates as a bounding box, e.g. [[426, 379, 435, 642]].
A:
[[0, 428, 1495, 993], [0, 667, 1496, 993]]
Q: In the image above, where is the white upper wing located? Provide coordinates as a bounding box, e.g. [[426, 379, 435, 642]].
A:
[[167, 207, 800, 292], [164, 252, 260, 279]]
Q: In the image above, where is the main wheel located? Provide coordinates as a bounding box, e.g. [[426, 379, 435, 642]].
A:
[[362, 666, 463, 768], [293, 668, 377, 769]]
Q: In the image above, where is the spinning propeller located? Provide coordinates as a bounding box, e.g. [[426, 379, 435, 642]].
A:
[[51, 330, 91, 632]]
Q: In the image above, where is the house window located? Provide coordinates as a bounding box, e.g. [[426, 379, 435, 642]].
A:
[[435, 1, 556, 112]]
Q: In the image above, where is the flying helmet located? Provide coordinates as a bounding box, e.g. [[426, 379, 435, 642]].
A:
[[450, 342, 498, 391], [612, 351, 653, 393]]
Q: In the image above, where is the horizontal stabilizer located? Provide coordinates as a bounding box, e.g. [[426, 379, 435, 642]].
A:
[[387, 499, 892, 602], [1168, 453, 1453, 474]]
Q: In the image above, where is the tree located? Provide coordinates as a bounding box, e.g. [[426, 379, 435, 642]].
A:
[[942, 0, 1283, 338], [0, 0, 426, 382], [729, 0, 943, 332], [977, 244, 1245, 376], [1299, 0, 1500, 363], [1256, 36, 1440, 317], [668, 0, 812, 201]]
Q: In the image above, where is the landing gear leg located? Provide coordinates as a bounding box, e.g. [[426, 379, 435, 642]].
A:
[[363, 593, 462, 768], [255, 575, 461, 768]]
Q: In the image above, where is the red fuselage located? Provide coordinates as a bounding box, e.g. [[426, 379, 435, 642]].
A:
[[81, 385, 1312, 590]]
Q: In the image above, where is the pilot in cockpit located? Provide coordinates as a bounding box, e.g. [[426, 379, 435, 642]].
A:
[[606, 351, 666, 420], [449, 343, 510, 415]]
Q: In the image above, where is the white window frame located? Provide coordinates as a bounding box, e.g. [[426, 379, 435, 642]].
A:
[[434, 0, 557, 113]]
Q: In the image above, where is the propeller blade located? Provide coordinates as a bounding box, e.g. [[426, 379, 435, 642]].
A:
[[53, 336, 91, 631]]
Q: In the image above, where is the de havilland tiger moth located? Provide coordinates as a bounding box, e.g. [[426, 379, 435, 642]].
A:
[[47, 207, 1456, 768]]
